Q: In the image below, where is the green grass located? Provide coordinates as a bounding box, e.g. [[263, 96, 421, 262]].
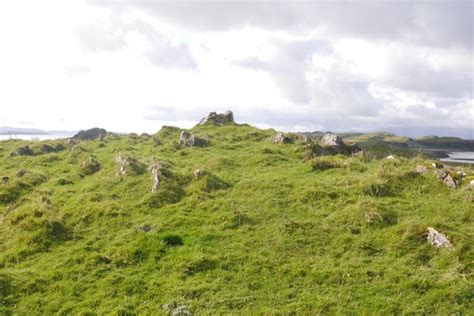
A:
[[0, 123, 473, 314]]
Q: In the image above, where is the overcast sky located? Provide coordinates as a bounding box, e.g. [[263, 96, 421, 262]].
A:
[[0, 0, 472, 138]]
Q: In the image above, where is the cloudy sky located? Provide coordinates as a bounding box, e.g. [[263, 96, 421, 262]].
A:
[[0, 0, 472, 138]]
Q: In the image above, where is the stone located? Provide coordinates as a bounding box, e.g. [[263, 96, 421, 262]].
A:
[[72, 128, 107, 140], [149, 162, 162, 192], [386, 155, 396, 160], [435, 169, 462, 188], [426, 227, 452, 248], [320, 133, 344, 147], [198, 110, 234, 126], [273, 132, 292, 144], [162, 302, 193, 316], [432, 162, 444, 169], [1, 176, 9, 185], [193, 169, 205, 178], [115, 155, 146, 176], [443, 174, 457, 188], [415, 165, 427, 174], [179, 130, 207, 147]]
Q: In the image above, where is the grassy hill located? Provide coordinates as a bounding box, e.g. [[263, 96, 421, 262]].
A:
[[0, 121, 473, 314]]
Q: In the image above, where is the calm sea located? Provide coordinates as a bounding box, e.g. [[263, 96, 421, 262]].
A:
[[0, 134, 74, 141], [440, 151, 474, 164]]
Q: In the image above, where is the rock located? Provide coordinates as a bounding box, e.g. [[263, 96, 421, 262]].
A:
[[198, 110, 234, 126], [443, 174, 458, 188], [193, 169, 205, 178], [415, 165, 427, 174], [320, 133, 344, 147], [162, 302, 193, 316], [435, 169, 462, 188], [80, 157, 101, 176], [1, 176, 9, 185], [467, 180, 474, 189], [138, 224, 152, 233], [179, 130, 208, 147], [11, 145, 34, 157], [115, 155, 146, 176], [318, 133, 361, 155], [149, 162, 162, 192], [432, 162, 444, 169], [426, 227, 452, 248], [386, 155, 396, 160], [273, 132, 292, 144], [72, 128, 107, 140]]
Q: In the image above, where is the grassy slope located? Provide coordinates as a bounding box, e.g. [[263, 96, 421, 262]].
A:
[[0, 123, 473, 315]]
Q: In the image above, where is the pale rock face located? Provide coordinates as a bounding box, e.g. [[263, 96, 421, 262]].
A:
[[198, 110, 234, 126], [273, 132, 292, 144], [427, 227, 452, 248], [320, 133, 344, 147], [179, 130, 208, 147]]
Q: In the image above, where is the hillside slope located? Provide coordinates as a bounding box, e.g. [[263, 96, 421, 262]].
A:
[[0, 121, 473, 314]]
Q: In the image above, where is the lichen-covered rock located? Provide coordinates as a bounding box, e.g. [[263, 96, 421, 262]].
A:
[[178, 130, 208, 147], [427, 227, 452, 248], [72, 128, 107, 140], [198, 110, 234, 126]]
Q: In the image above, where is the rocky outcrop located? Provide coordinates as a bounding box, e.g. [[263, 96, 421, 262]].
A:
[[198, 111, 234, 126], [72, 128, 107, 140], [273, 132, 293, 144], [318, 133, 361, 155], [427, 227, 452, 248], [179, 130, 208, 147]]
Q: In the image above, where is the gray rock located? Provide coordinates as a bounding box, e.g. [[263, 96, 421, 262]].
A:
[[435, 169, 462, 188], [193, 169, 205, 178], [427, 227, 452, 248], [273, 132, 292, 144], [198, 110, 234, 126], [321, 133, 344, 147], [162, 302, 193, 316], [179, 130, 208, 147]]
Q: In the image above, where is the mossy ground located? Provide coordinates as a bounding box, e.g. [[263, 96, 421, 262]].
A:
[[0, 123, 473, 314]]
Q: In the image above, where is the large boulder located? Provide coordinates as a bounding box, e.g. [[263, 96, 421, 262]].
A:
[[72, 128, 107, 140], [198, 111, 234, 126], [319, 133, 361, 155], [321, 133, 344, 147], [435, 169, 462, 188], [179, 130, 208, 147]]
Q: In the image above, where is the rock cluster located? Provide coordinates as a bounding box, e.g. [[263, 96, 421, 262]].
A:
[[162, 302, 193, 316], [179, 130, 208, 147], [198, 111, 234, 126], [80, 157, 101, 176], [115, 155, 146, 176], [427, 227, 452, 248]]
